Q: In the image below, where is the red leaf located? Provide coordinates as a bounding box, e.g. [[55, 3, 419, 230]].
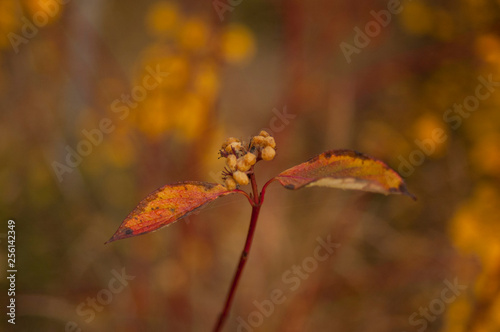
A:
[[275, 150, 415, 199], [106, 181, 238, 243]]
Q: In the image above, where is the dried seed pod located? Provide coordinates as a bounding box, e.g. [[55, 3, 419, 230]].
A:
[[225, 177, 237, 190], [233, 171, 249, 185], [226, 154, 237, 171], [237, 158, 251, 172], [251, 136, 266, 148], [243, 152, 257, 166], [259, 130, 270, 137], [225, 141, 243, 154], [226, 137, 240, 145], [261, 146, 276, 161], [265, 136, 276, 148], [222, 137, 241, 150]]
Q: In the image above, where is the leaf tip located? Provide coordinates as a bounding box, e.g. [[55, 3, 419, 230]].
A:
[[396, 183, 417, 201], [105, 234, 120, 245], [105, 227, 135, 244], [408, 192, 418, 201]]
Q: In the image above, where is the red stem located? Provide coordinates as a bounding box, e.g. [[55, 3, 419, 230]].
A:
[[234, 189, 254, 206], [261, 177, 277, 202], [213, 171, 262, 332]]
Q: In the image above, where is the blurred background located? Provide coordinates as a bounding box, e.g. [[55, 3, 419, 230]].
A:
[[1, 0, 500, 331]]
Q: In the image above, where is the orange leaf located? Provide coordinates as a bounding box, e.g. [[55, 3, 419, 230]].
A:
[[106, 181, 238, 243], [275, 150, 415, 199]]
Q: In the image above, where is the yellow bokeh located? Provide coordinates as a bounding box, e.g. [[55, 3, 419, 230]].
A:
[[134, 4, 256, 143], [24, 0, 63, 25], [443, 296, 471, 332], [471, 134, 500, 177], [146, 1, 180, 38], [135, 93, 172, 140], [138, 48, 191, 93], [162, 54, 191, 91], [173, 93, 207, 141], [0, 0, 21, 49], [178, 16, 210, 52], [450, 184, 500, 251], [475, 34, 500, 64], [220, 23, 256, 64], [449, 183, 500, 330], [413, 113, 448, 157], [194, 60, 220, 103], [400, 2, 434, 36]]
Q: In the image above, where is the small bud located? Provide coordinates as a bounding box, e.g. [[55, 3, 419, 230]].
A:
[[226, 154, 237, 171], [265, 136, 276, 148], [261, 146, 276, 161], [225, 177, 237, 190], [259, 130, 270, 137], [233, 171, 249, 185], [243, 152, 257, 166]]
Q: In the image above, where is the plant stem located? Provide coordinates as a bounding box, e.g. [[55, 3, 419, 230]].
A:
[[213, 171, 261, 332]]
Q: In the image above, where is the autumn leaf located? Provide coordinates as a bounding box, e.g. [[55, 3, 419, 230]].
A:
[[274, 150, 415, 199], [106, 181, 239, 243]]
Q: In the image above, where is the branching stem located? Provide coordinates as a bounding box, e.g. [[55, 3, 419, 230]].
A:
[[213, 168, 263, 331]]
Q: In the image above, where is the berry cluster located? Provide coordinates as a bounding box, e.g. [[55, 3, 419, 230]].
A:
[[220, 131, 277, 190]]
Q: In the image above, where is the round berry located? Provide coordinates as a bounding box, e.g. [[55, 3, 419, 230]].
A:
[[243, 152, 257, 166], [225, 177, 237, 190], [265, 136, 276, 148], [259, 130, 270, 137], [261, 146, 276, 161], [251, 135, 266, 148], [233, 171, 249, 185], [237, 158, 251, 172], [226, 154, 237, 171]]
